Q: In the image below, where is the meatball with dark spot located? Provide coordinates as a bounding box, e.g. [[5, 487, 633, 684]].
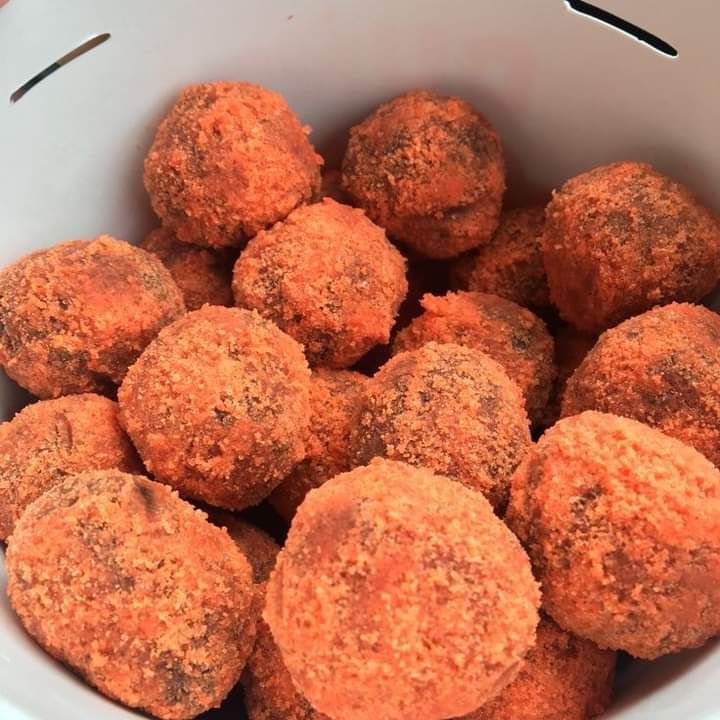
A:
[[562, 303, 720, 466], [542, 161, 720, 332], [0, 393, 141, 540], [342, 90, 505, 259], [118, 306, 311, 509], [6, 470, 256, 720], [354, 342, 531, 510], [506, 411, 720, 659], [140, 227, 234, 310], [0, 236, 185, 398], [144, 82, 323, 249], [392, 292, 555, 425], [233, 198, 407, 368]]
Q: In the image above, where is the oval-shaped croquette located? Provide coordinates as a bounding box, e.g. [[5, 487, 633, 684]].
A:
[[562, 303, 720, 466], [140, 227, 234, 310], [269, 368, 369, 522], [265, 458, 540, 720], [542, 161, 720, 332], [354, 342, 531, 510], [118, 306, 311, 509], [144, 82, 322, 249], [0, 236, 185, 398], [463, 617, 615, 720], [392, 292, 555, 424], [342, 90, 505, 259], [506, 411, 720, 659], [6, 470, 256, 720], [0, 393, 140, 540]]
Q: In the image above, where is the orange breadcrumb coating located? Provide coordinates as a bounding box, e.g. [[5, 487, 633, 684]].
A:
[[140, 227, 234, 310], [506, 411, 720, 659], [144, 82, 322, 249], [354, 342, 531, 510], [233, 198, 407, 368], [463, 617, 615, 720], [342, 90, 505, 259], [542, 161, 720, 333], [0, 236, 185, 399], [562, 303, 720, 466], [265, 458, 540, 720], [451, 206, 550, 310], [0, 393, 140, 540], [118, 306, 311, 509], [269, 368, 369, 522], [392, 292, 555, 425], [6, 470, 256, 720], [321, 169, 350, 204]]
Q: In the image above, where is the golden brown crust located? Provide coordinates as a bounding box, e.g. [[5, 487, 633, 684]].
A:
[[265, 458, 540, 720], [462, 617, 615, 720], [0, 394, 141, 540], [269, 368, 369, 522], [0, 236, 185, 398], [542, 161, 720, 332], [140, 227, 234, 310], [118, 306, 311, 509], [342, 90, 505, 259], [144, 82, 323, 249], [354, 342, 531, 510], [6, 470, 256, 720], [561, 303, 720, 466], [233, 198, 407, 368], [452, 206, 550, 310], [506, 411, 720, 659], [392, 292, 555, 424]]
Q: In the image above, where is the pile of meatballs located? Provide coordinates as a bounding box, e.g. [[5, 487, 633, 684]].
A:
[[1, 81, 720, 720]]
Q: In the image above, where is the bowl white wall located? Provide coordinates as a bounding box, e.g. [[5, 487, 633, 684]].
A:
[[1, 1, 719, 718]]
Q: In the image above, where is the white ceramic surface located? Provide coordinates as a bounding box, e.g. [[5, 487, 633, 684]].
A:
[[1, 0, 719, 717]]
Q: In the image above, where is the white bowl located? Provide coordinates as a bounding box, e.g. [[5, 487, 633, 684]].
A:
[[1, 1, 719, 717]]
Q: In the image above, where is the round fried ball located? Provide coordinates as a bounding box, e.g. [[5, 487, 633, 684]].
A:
[[0, 393, 140, 540], [269, 368, 368, 522], [342, 90, 505, 259], [140, 227, 234, 310], [354, 342, 531, 510], [118, 306, 311, 509], [392, 292, 555, 425], [452, 206, 550, 311], [542, 161, 720, 332], [144, 82, 322, 249], [6, 470, 256, 720], [233, 198, 407, 368], [562, 303, 720, 466], [264, 458, 541, 720], [506, 411, 720, 659], [463, 617, 615, 720], [0, 236, 185, 399]]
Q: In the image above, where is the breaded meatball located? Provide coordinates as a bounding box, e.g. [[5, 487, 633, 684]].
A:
[[542, 161, 720, 332], [464, 617, 615, 720], [265, 458, 540, 720], [562, 303, 720, 466], [506, 411, 720, 659], [0, 236, 185, 399], [6, 470, 256, 720], [144, 82, 322, 249], [342, 90, 505, 258], [118, 306, 311, 509], [140, 227, 234, 310], [452, 206, 550, 310], [233, 198, 407, 368], [0, 393, 140, 540], [269, 368, 368, 521], [354, 342, 531, 509], [392, 292, 555, 424]]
